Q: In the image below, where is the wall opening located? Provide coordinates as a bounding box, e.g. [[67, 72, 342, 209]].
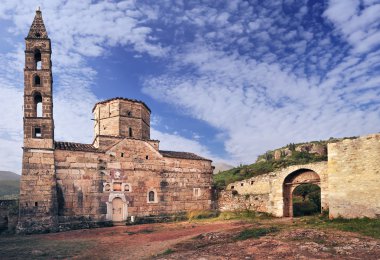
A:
[[129, 127, 133, 137], [148, 191, 155, 202], [292, 183, 321, 217], [34, 75, 41, 86], [283, 169, 320, 217], [34, 92, 43, 117], [34, 49, 42, 70], [33, 127, 42, 138]]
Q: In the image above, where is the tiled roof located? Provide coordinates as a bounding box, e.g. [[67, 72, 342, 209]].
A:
[[159, 150, 211, 161], [92, 97, 151, 112], [54, 141, 101, 153]]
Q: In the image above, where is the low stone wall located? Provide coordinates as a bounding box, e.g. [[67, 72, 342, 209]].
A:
[[0, 200, 18, 234], [218, 190, 269, 212]]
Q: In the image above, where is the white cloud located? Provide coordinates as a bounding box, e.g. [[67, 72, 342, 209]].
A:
[[324, 1, 380, 53], [143, 39, 380, 164]]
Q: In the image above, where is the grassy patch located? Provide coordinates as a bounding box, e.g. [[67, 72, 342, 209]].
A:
[[155, 248, 175, 257], [162, 248, 175, 255], [0, 236, 95, 259], [187, 210, 219, 221], [301, 215, 380, 239], [125, 228, 154, 235], [218, 211, 273, 221], [235, 226, 279, 240]]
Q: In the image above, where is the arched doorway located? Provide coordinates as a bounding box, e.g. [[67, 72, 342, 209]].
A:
[[283, 169, 320, 217], [112, 198, 123, 222], [292, 184, 321, 216]]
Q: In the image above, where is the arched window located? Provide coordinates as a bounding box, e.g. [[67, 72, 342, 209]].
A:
[[34, 75, 41, 86], [148, 191, 155, 202], [34, 49, 41, 70], [34, 92, 42, 117]]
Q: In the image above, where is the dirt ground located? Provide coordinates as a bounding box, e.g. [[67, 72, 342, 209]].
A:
[[1, 218, 379, 259]]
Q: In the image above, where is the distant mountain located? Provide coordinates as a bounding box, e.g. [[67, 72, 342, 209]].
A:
[[0, 171, 20, 181], [213, 162, 234, 174], [0, 171, 20, 198]]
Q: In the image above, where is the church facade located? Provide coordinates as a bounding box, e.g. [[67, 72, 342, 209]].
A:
[[18, 10, 213, 233]]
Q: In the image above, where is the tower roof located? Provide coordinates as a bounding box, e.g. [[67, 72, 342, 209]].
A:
[[26, 8, 48, 39]]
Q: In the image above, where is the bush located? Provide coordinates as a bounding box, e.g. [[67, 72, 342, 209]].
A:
[[293, 201, 319, 216]]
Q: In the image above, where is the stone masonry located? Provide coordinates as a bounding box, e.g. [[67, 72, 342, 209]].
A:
[[17, 10, 213, 234], [328, 134, 380, 218]]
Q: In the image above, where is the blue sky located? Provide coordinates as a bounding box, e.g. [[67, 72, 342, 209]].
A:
[[0, 0, 379, 173]]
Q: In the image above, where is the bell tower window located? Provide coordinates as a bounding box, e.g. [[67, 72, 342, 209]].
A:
[[34, 75, 41, 86], [34, 49, 41, 70], [33, 127, 42, 138], [34, 92, 43, 117]]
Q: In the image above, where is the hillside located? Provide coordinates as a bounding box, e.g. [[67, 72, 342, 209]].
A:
[[0, 171, 20, 198], [213, 137, 356, 190], [0, 171, 20, 181]]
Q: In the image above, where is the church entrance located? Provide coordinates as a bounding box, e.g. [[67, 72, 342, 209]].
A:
[[112, 198, 123, 222]]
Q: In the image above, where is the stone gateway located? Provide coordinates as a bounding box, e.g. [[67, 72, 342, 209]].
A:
[[17, 10, 213, 234]]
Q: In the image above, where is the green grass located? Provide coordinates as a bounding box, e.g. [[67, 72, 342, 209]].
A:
[[218, 211, 273, 221], [0, 236, 95, 259], [161, 248, 175, 255], [125, 228, 154, 235], [235, 226, 279, 240], [301, 215, 380, 239], [187, 210, 219, 221]]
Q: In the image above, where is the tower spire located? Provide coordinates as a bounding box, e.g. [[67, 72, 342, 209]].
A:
[[27, 8, 48, 39]]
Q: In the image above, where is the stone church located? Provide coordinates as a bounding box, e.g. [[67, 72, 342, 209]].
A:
[[18, 10, 213, 233]]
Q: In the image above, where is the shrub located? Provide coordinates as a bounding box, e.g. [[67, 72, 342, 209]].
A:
[[293, 201, 319, 216]]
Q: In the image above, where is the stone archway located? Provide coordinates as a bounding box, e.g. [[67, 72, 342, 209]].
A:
[[283, 169, 320, 217]]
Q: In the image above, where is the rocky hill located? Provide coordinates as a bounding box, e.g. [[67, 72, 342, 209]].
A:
[[213, 137, 357, 190], [0, 171, 20, 199]]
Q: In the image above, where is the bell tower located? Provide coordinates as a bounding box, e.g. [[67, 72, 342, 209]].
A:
[[17, 9, 58, 233]]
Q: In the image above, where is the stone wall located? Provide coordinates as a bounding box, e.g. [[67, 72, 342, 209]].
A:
[[18, 149, 58, 234], [219, 162, 328, 217], [0, 200, 18, 233], [218, 190, 270, 212], [328, 133, 380, 218]]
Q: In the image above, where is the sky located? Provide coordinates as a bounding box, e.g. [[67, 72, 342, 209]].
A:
[[0, 0, 379, 173]]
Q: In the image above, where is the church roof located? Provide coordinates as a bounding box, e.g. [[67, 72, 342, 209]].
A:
[[26, 9, 49, 39], [159, 150, 211, 161], [54, 141, 100, 153], [92, 97, 151, 113], [54, 141, 211, 161]]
